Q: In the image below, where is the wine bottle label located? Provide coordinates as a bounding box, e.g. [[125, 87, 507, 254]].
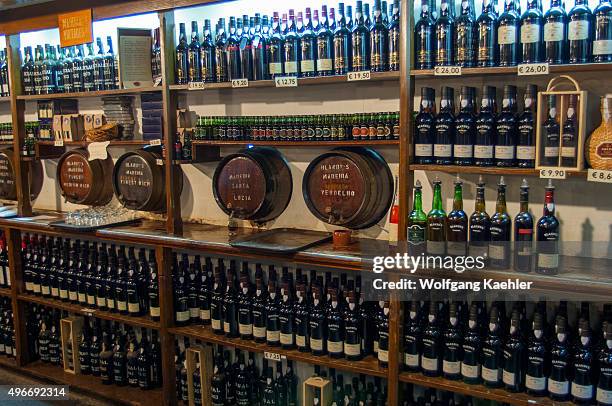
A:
[[25, 281, 33, 292], [301, 60, 315, 72], [594, 40, 612, 55], [427, 241, 445, 255], [317, 59, 333, 71], [69, 292, 78, 301], [378, 349, 389, 362], [266, 330, 280, 343], [238, 323, 252, 336], [526, 374, 547, 391], [521, 24, 541, 44], [310, 337, 323, 351], [51, 288, 59, 297], [482, 366, 501, 383], [544, 22, 565, 42], [549, 378, 570, 395], [0, 343, 4, 353], [474, 145, 494, 158], [223, 322, 230, 333], [495, 145, 515, 159], [597, 387, 612, 404], [572, 383, 594, 400], [284, 61, 298, 74], [434, 144, 452, 157], [32, 284, 40, 293], [211, 318, 221, 330], [150, 306, 160, 317], [107, 299, 115, 308], [415, 144, 433, 156], [405, 353, 419, 367], [503, 370, 516, 386], [77, 293, 86, 302], [443, 360, 461, 375], [561, 146, 576, 158], [454, 144, 473, 158], [117, 300, 127, 311], [538, 253, 559, 268], [488, 244, 506, 260], [517, 146, 536, 160], [42, 286, 50, 295], [569, 21, 589, 40], [253, 326, 266, 338], [128, 302, 140, 313], [447, 242, 467, 256], [344, 342, 361, 356], [461, 363, 480, 378], [190, 308, 199, 318], [421, 356, 439, 372], [544, 146, 560, 158], [269, 62, 282, 74], [296, 335, 306, 347], [86, 295, 95, 305], [374, 340, 379, 354], [328, 340, 343, 354], [280, 333, 294, 345], [176, 310, 190, 322], [200, 309, 210, 320], [498, 26, 517, 45]]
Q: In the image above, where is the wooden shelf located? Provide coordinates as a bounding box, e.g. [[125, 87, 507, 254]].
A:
[[0, 96, 10, 103], [412, 62, 612, 77], [409, 164, 588, 178], [170, 70, 399, 91], [17, 293, 161, 330], [13, 360, 162, 406], [170, 324, 387, 378], [36, 140, 151, 147], [16, 87, 162, 101], [399, 372, 572, 406], [0, 354, 17, 368], [0, 287, 11, 297], [0, 141, 14, 146], [193, 139, 399, 147]]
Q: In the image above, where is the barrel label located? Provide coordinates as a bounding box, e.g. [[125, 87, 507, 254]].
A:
[[0, 154, 15, 199], [59, 154, 93, 202], [215, 156, 266, 218], [115, 155, 155, 209]]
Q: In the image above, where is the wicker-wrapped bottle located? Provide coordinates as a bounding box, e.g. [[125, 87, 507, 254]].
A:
[[586, 94, 612, 170]]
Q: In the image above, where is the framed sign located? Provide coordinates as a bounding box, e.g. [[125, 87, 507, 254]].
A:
[[117, 28, 153, 88], [58, 9, 93, 48]]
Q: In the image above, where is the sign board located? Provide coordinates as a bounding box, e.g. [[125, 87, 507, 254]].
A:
[[58, 10, 93, 48], [118, 28, 153, 88]]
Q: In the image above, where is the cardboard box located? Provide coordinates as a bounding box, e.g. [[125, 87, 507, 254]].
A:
[[83, 114, 94, 131], [53, 115, 63, 140], [93, 114, 106, 129], [303, 376, 332, 406], [186, 346, 213, 406], [60, 316, 84, 375]]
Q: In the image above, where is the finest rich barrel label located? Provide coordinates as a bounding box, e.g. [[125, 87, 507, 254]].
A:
[[59, 153, 93, 202], [0, 153, 15, 199], [115, 155, 154, 208], [306, 156, 366, 222], [215, 156, 266, 218]]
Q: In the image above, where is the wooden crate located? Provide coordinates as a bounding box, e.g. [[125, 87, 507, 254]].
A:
[[60, 316, 84, 375], [186, 345, 213, 406], [303, 376, 332, 406], [536, 75, 587, 172]]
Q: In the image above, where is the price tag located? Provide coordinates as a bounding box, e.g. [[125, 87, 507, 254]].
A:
[[231, 79, 249, 88], [87, 141, 110, 161], [517, 63, 549, 76], [150, 139, 162, 146], [156, 159, 164, 166], [54, 139, 64, 147], [588, 168, 612, 184], [433, 66, 462, 76], [263, 351, 285, 361], [347, 70, 371, 81], [274, 76, 298, 87], [187, 82, 206, 90], [81, 309, 95, 316], [540, 168, 566, 179]]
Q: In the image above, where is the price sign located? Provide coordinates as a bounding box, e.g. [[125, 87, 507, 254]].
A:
[[54, 139, 64, 147], [274, 76, 298, 87], [81, 308, 95, 316], [433, 66, 462, 76], [263, 351, 285, 361], [231, 79, 249, 88], [517, 63, 549, 76], [588, 168, 612, 184], [187, 81, 206, 90], [347, 70, 371, 81], [156, 159, 164, 166], [540, 168, 566, 179], [87, 141, 110, 161], [150, 139, 162, 146]]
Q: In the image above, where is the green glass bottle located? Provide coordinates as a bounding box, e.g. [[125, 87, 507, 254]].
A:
[[408, 180, 427, 256], [427, 178, 447, 256]]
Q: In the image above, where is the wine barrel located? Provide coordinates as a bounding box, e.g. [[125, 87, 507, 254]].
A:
[[56, 148, 114, 205], [213, 147, 292, 223], [113, 148, 183, 212], [0, 148, 43, 201], [302, 147, 393, 229]]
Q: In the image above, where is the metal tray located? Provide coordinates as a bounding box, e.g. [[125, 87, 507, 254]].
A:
[[230, 228, 332, 254], [49, 218, 141, 232]]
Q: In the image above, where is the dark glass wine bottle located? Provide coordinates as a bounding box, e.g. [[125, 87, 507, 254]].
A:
[[572, 319, 596, 403], [239, 16, 254, 81], [334, 3, 353, 74], [517, 84, 538, 167], [283, 10, 301, 77], [469, 176, 490, 260], [214, 19, 228, 82], [454, 86, 477, 165], [461, 303, 482, 384], [477, 0, 498, 66], [300, 9, 317, 77], [447, 177, 468, 257], [99, 331, 114, 385], [474, 85, 496, 166], [376, 300, 390, 367], [434, 86, 455, 165], [536, 180, 560, 274], [175, 23, 189, 84], [388, 0, 401, 71], [503, 310, 526, 392], [343, 280, 362, 361], [295, 275, 309, 352], [237, 264, 253, 340], [489, 177, 512, 269], [327, 287, 345, 359], [309, 281, 327, 356], [443, 303, 463, 380], [435, 0, 455, 66], [426, 178, 447, 256], [514, 179, 534, 272], [188, 21, 201, 83], [593, 0, 612, 62], [174, 264, 190, 327], [352, 1, 371, 72], [90, 321, 101, 377], [200, 19, 216, 83], [498, 0, 520, 66], [403, 301, 422, 371], [415, 0, 436, 69], [456, 0, 477, 66], [113, 332, 127, 386], [495, 85, 518, 167], [544, 0, 568, 64], [226, 17, 242, 80], [317, 6, 335, 75], [414, 87, 436, 164], [568, 0, 594, 63], [126, 334, 139, 387], [525, 311, 548, 396], [78, 322, 91, 375], [265, 271, 281, 347], [211, 352, 226, 406], [521, 0, 545, 63], [481, 306, 503, 387], [422, 301, 442, 376], [279, 274, 295, 349], [596, 322, 612, 406], [561, 94, 578, 167], [252, 267, 267, 343]]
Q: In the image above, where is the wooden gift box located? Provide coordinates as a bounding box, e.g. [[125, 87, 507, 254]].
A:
[[536, 75, 587, 172], [303, 376, 332, 406], [186, 345, 213, 406], [60, 316, 84, 374]]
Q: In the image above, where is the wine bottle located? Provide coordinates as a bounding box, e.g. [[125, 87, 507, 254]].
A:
[[90, 321, 101, 377], [237, 263, 253, 340], [426, 178, 447, 256], [404, 301, 422, 371], [265, 268, 281, 346], [561, 94, 578, 167], [568, 0, 593, 63], [514, 179, 535, 272], [78, 322, 91, 375], [461, 303, 482, 384], [454, 86, 477, 165], [295, 275, 310, 352], [113, 331, 127, 386], [521, 0, 544, 63], [422, 301, 442, 376], [371, 0, 390, 72], [593, 0, 612, 62], [376, 300, 390, 367], [503, 310, 526, 392], [126, 334, 139, 387], [542, 94, 561, 166], [239, 16, 254, 81], [495, 85, 518, 167], [536, 180, 560, 274], [455, 0, 476, 66], [443, 303, 463, 380], [544, 0, 568, 64], [526, 311, 548, 396], [474, 85, 496, 166], [596, 322, 612, 406], [279, 272, 295, 349], [434, 86, 455, 165], [572, 319, 595, 403], [447, 176, 468, 257], [343, 280, 362, 361], [352, 1, 371, 72], [415, 0, 436, 69], [252, 266, 267, 343], [517, 84, 538, 167], [310, 280, 327, 356], [481, 306, 503, 387], [210, 264, 225, 333], [469, 176, 491, 260], [477, 0, 499, 66], [498, 0, 521, 66], [489, 177, 512, 269], [435, 0, 455, 66], [327, 286, 345, 358], [214, 19, 229, 82]]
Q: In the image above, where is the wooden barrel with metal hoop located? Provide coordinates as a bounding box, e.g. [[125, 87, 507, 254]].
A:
[[0, 148, 43, 201], [57, 148, 114, 205]]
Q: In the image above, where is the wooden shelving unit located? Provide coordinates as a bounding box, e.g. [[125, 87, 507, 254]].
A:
[[193, 139, 399, 147], [0, 287, 11, 297], [16, 87, 162, 101], [0, 141, 14, 146], [412, 62, 612, 77], [0, 96, 10, 103], [35, 139, 153, 147], [409, 164, 588, 178]]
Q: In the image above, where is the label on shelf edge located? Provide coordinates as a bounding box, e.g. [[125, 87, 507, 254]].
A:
[[588, 168, 612, 183], [54, 139, 64, 147], [263, 351, 285, 361], [231, 79, 249, 88], [156, 159, 164, 166], [87, 141, 110, 161], [150, 139, 162, 146], [274, 76, 298, 87], [518, 62, 550, 76], [347, 70, 371, 81], [187, 81, 206, 90], [433, 66, 462, 76], [540, 168, 566, 179]]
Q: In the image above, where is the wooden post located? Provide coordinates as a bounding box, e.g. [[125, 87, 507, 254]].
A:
[[158, 11, 183, 236], [5, 35, 32, 217], [156, 245, 177, 406], [5, 227, 29, 366]]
